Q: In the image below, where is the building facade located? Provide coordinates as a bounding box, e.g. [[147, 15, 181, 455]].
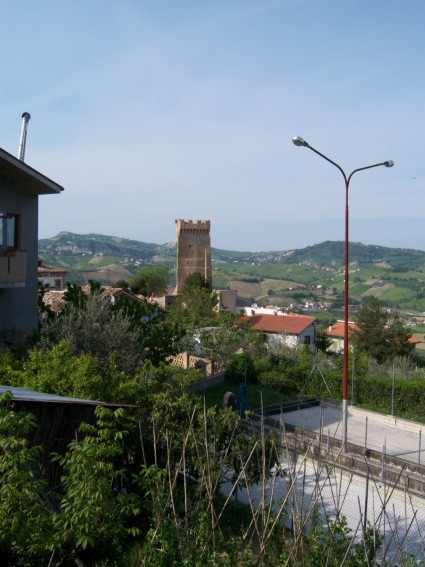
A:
[[38, 260, 67, 290], [0, 148, 63, 340], [175, 219, 212, 294]]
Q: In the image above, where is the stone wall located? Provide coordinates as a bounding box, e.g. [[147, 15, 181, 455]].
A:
[[168, 351, 224, 376]]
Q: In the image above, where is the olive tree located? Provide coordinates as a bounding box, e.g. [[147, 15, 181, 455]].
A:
[[39, 292, 144, 376]]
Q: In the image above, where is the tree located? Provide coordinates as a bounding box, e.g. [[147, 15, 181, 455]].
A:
[[169, 285, 218, 330], [113, 278, 130, 290], [111, 295, 184, 366], [38, 282, 55, 324], [51, 406, 141, 564], [351, 296, 411, 364], [16, 341, 106, 400], [130, 266, 169, 297], [225, 351, 257, 384], [384, 313, 413, 361], [182, 271, 212, 292], [351, 296, 387, 363], [0, 392, 54, 563], [0, 394, 142, 565], [197, 311, 265, 368], [62, 280, 101, 311], [39, 285, 184, 375], [39, 293, 144, 377], [315, 329, 334, 354]]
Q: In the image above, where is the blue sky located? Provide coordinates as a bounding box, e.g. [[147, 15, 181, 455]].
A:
[[1, 0, 424, 252]]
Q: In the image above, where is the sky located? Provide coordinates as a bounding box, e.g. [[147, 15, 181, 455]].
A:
[[1, 0, 424, 252]]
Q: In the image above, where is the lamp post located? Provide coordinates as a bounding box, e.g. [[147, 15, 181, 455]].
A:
[[292, 136, 394, 452]]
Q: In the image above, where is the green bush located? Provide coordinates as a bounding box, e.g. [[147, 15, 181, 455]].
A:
[[257, 369, 294, 394], [299, 369, 342, 400], [253, 356, 275, 376], [225, 353, 256, 384], [354, 374, 425, 419], [0, 351, 23, 385]]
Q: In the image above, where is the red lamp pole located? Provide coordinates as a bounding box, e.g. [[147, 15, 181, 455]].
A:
[[292, 136, 394, 452]]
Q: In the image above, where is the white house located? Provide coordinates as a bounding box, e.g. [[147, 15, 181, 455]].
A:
[[240, 311, 316, 349]]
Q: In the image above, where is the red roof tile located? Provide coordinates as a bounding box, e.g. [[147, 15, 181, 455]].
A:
[[325, 321, 422, 346], [241, 313, 316, 335], [325, 321, 357, 338]]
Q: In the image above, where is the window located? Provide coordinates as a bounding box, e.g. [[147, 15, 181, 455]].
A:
[[0, 212, 20, 252]]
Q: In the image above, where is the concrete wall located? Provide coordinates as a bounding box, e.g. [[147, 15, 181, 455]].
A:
[[187, 371, 225, 392]]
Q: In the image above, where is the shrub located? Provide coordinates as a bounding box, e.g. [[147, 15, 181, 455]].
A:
[[225, 353, 256, 384], [257, 370, 295, 396]]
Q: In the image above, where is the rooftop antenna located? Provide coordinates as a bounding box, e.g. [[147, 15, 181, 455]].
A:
[[18, 112, 31, 161]]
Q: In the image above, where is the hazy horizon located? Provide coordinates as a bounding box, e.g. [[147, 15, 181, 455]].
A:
[[40, 222, 425, 255]]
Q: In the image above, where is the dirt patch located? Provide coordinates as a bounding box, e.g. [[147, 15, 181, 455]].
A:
[[229, 281, 261, 298], [87, 256, 107, 265]]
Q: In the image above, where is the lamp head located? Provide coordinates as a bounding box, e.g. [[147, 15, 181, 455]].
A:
[[384, 160, 394, 168], [292, 136, 308, 147]]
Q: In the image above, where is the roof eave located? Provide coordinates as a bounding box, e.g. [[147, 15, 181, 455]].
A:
[[0, 147, 64, 195]]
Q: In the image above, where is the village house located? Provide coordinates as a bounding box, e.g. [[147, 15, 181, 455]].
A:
[[0, 147, 63, 343], [37, 259, 67, 290], [240, 308, 316, 350], [325, 320, 422, 353], [325, 321, 357, 353]]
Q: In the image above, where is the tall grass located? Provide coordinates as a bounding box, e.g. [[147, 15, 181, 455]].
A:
[[131, 402, 425, 565]]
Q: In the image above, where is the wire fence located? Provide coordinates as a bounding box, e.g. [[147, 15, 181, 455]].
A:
[[221, 435, 425, 565], [239, 400, 425, 563], [278, 401, 425, 467]]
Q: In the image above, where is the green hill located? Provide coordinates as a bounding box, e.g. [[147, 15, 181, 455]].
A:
[[38, 233, 425, 313]]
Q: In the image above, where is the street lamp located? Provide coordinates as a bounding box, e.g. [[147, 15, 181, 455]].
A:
[[292, 136, 394, 452]]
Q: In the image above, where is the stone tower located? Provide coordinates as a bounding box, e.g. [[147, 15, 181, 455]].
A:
[[175, 219, 212, 294]]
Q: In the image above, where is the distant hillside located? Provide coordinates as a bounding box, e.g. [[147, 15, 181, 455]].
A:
[[39, 232, 177, 283], [39, 232, 176, 262], [285, 241, 425, 270], [38, 232, 425, 313]]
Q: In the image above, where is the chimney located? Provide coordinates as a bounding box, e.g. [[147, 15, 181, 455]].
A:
[[18, 112, 31, 161]]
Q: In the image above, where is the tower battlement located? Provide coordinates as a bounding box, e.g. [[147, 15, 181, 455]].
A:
[[175, 219, 210, 235]]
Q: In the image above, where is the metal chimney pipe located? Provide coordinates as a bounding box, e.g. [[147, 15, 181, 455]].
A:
[[18, 112, 31, 161]]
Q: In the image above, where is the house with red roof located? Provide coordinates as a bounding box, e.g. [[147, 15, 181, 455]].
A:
[[325, 321, 357, 353], [325, 320, 422, 354], [240, 312, 316, 350]]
